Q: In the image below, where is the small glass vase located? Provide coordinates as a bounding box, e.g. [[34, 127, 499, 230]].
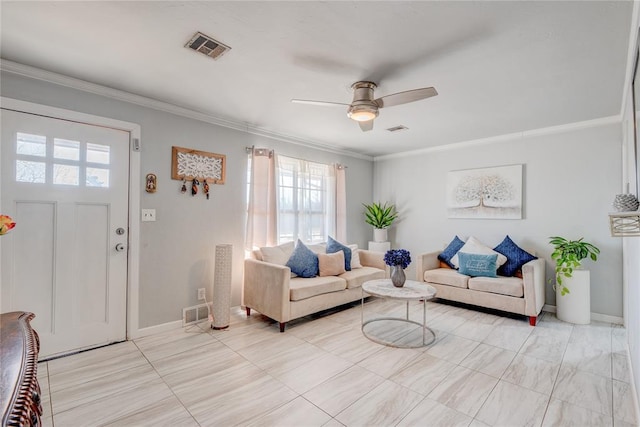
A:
[[390, 265, 406, 287]]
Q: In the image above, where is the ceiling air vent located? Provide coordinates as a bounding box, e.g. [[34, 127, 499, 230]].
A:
[[386, 125, 409, 133], [186, 32, 231, 60]]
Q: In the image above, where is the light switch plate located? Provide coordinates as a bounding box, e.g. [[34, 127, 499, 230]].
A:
[[141, 209, 156, 222]]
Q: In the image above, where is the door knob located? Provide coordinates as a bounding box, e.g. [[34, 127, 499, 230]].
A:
[[115, 243, 126, 252]]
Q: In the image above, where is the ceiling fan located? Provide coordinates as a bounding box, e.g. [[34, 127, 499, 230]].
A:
[[291, 81, 438, 132]]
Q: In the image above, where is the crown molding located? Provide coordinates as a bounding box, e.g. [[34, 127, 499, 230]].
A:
[[0, 59, 373, 161], [374, 114, 622, 162], [619, 2, 640, 116]]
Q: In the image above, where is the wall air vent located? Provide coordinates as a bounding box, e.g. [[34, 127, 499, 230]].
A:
[[386, 125, 409, 132], [186, 31, 231, 60]]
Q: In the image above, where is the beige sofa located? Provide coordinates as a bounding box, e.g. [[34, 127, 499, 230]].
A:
[[416, 251, 545, 325], [244, 246, 386, 332]]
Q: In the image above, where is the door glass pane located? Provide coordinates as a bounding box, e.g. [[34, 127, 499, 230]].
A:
[[54, 138, 80, 160], [16, 160, 46, 183], [17, 133, 46, 157], [86, 168, 109, 188], [53, 164, 79, 185], [87, 143, 110, 164]]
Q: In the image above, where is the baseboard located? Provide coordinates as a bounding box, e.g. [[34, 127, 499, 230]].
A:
[[542, 304, 624, 325], [625, 342, 640, 426], [130, 320, 182, 339]]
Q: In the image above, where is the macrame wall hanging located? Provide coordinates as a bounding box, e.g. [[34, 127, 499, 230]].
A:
[[171, 146, 226, 199]]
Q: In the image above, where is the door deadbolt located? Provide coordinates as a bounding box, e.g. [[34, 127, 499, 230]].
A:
[[116, 228, 126, 235]]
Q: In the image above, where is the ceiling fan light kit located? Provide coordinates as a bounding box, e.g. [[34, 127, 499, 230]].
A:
[[292, 80, 438, 132], [347, 105, 378, 122]]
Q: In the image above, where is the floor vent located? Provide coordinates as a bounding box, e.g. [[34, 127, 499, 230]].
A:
[[185, 31, 231, 60], [182, 302, 212, 327]]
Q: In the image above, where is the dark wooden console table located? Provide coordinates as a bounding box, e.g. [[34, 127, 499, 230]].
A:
[[1, 312, 42, 426]]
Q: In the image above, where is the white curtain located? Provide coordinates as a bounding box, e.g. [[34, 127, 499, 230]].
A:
[[245, 147, 277, 250], [334, 164, 347, 242]]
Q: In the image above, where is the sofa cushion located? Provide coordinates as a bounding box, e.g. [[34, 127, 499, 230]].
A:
[[327, 236, 352, 271], [451, 236, 507, 269], [339, 266, 385, 289], [307, 243, 326, 254], [289, 276, 346, 301], [349, 245, 362, 269], [468, 276, 524, 298], [438, 235, 465, 268], [259, 241, 294, 265], [458, 252, 498, 278], [424, 268, 470, 288], [286, 240, 319, 278], [318, 251, 346, 277], [493, 235, 538, 277]]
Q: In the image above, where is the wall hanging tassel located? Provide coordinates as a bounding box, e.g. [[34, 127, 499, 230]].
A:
[[180, 179, 187, 194], [203, 179, 210, 199], [192, 178, 199, 196]]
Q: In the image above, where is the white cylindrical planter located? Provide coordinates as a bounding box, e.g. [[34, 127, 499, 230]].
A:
[[373, 228, 388, 243], [556, 270, 591, 324], [212, 244, 232, 329]]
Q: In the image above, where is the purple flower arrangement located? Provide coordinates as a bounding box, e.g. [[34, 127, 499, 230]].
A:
[[384, 249, 411, 269]]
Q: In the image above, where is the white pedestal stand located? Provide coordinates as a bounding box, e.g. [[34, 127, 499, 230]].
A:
[[212, 244, 232, 329], [368, 241, 391, 253], [556, 270, 591, 324]]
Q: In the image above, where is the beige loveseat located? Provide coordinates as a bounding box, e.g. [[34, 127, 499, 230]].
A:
[[244, 245, 386, 332], [416, 251, 545, 325]]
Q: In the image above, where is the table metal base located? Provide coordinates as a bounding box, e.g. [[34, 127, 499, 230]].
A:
[[361, 298, 436, 348]]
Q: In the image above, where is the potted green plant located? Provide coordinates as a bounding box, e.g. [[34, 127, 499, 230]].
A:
[[363, 202, 398, 242], [549, 236, 600, 324]]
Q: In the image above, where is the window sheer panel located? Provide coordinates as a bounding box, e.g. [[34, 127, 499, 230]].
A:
[[335, 165, 347, 242], [245, 148, 277, 250]]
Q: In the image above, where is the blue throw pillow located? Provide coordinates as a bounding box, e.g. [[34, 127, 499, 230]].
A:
[[326, 236, 352, 271], [458, 252, 498, 278], [286, 240, 319, 278], [438, 236, 465, 268], [493, 235, 538, 277]]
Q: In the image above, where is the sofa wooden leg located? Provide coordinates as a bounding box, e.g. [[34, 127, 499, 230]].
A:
[[246, 307, 251, 316], [279, 322, 285, 333], [529, 316, 537, 326]]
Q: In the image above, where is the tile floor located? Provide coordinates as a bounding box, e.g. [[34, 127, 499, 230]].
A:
[[37, 298, 639, 426]]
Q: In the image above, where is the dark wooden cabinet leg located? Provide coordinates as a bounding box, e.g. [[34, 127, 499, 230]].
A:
[[529, 316, 537, 326], [246, 307, 251, 316], [279, 322, 285, 333]]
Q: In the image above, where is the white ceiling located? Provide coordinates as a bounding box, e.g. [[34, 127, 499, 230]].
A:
[[0, 1, 634, 157]]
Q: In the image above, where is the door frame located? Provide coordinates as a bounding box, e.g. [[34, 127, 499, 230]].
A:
[[1, 97, 142, 340]]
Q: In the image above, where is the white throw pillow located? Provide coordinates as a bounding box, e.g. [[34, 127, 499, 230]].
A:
[[348, 244, 362, 269], [260, 241, 295, 266], [450, 236, 507, 268]]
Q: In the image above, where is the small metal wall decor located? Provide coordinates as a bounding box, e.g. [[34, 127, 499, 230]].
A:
[[172, 146, 226, 199], [145, 173, 157, 193]]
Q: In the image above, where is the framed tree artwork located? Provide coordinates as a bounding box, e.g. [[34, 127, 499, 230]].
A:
[[447, 164, 523, 219]]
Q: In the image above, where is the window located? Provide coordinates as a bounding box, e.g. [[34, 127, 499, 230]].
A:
[[15, 133, 110, 187], [276, 155, 335, 244]]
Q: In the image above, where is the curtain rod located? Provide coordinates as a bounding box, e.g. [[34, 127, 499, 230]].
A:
[[245, 146, 347, 168]]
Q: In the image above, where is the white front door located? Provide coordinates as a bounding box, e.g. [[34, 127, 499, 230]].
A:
[[1, 108, 130, 358]]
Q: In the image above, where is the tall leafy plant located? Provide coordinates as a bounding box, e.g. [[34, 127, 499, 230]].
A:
[[549, 236, 600, 296], [363, 202, 398, 229]]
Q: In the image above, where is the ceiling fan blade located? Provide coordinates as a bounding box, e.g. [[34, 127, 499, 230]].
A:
[[358, 120, 374, 132], [375, 87, 438, 108], [291, 99, 349, 107]]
